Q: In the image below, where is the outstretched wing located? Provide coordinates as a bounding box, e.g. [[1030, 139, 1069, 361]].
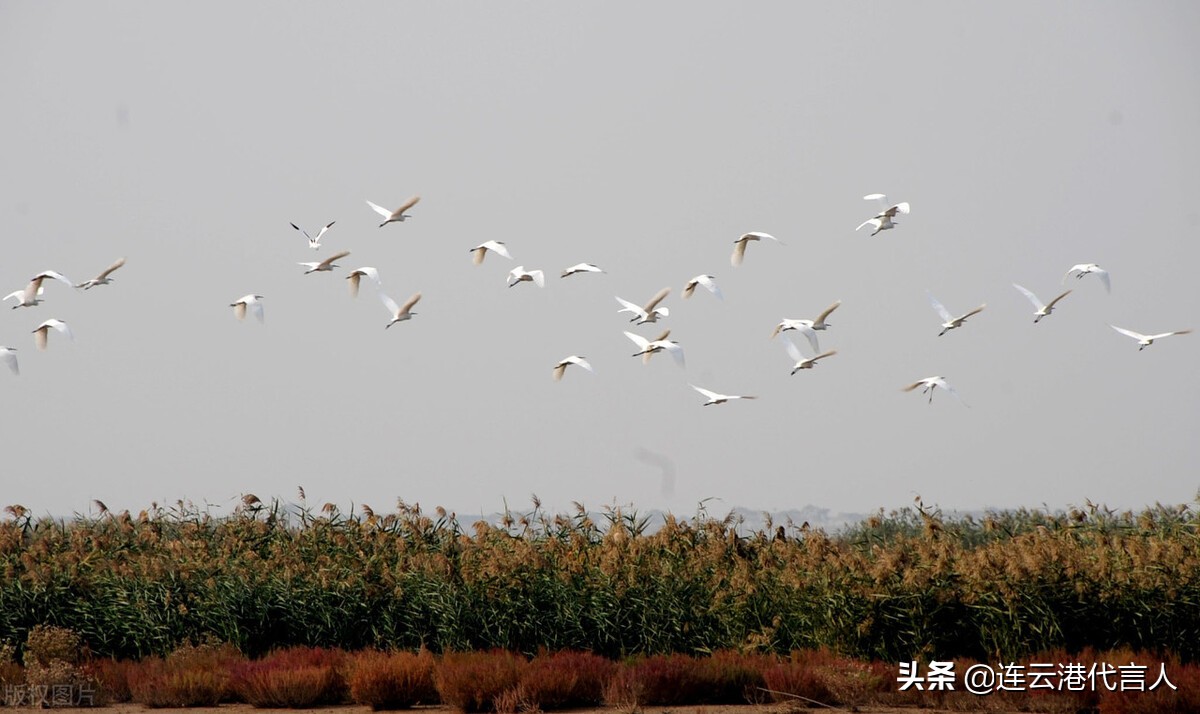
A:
[[395, 195, 421, 214], [379, 292, 401, 316], [814, 299, 841, 325], [1110, 325, 1148, 341], [1148, 329, 1192, 340], [782, 336, 804, 363], [927, 292, 953, 322], [95, 257, 127, 281], [643, 287, 671, 312], [1045, 290, 1072, 310], [1012, 283, 1044, 310], [318, 250, 351, 269], [615, 296, 647, 319], [623, 331, 651, 351], [365, 200, 392, 219], [399, 292, 422, 314]]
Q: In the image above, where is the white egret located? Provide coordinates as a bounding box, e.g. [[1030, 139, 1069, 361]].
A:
[[346, 267, 382, 298], [623, 330, 685, 367], [507, 266, 545, 288], [771, 320, 820, 352], [903, 376, 967, 406], [731, 232, 780, 267], [1012, 284, 1071, 323], [366, 195, 421, 227], [1110, 325, 1191, 351], [230, 294, 265, 323], [381, 292, 421, 328], [682, 275, 724, 301], [290, 221, 335, 250], [0, 347, 17, 376], [928, 292, 986, 336], [6, 271, 74, 308], [75, 258, 127, 290], [561, 263, 604, 278], [470, 240, 512, 265], [299, 250, 350, 275], [689, 384, 757, 406], [615, 287, 670, 324], [782, 337, 837, 374], [552, 355, 594, 381], [32, 319, 74, 351], [857, 194, 910, 235], [1063, 263, 1111, 293], [770, 300, 841, 346], [623, 329, 671, 364]]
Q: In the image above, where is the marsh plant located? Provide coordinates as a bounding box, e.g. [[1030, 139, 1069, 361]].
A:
[[1, 496, 1198, 664]]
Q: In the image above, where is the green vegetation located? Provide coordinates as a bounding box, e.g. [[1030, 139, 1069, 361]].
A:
[[1, 497, 1198, 663]]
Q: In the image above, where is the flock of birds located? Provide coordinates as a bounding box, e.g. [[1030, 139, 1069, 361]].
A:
[[3, 193, 1191, 409]]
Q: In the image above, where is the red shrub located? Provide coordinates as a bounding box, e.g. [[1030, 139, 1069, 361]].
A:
[[83, 658, 138, 704], [129, 660, 230, 708], [604, 654, 701, 707], [127, 642, 244, 707], [1099, 651, 1200, 714], [434, 650, 525, 713], [762, 658, 833, 705], [230, 646, 348, 708], [762, 648, 889, 707], [0, 660, 22, 687], [517, 650, 615, 710], [693, 650, 771, 704], [347, 649, 439, 710]]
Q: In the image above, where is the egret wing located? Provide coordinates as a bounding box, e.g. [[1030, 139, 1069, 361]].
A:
[[1012, 283, 1044, 309], [927, 292, 953, 322]]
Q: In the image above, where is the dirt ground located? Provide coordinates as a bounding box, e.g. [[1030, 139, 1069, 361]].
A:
[[75, 703, 1030, 714]]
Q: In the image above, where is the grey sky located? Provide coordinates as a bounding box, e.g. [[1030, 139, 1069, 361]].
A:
[[1, 2, 1197, 520]]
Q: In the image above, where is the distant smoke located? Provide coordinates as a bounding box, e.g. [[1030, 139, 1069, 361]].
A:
[[634, 446, 676, 497]]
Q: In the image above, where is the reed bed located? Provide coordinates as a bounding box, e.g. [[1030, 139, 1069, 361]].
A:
[[1, 497, 1198, 663]]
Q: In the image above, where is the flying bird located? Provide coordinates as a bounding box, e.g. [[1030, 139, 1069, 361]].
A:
[[6, 270, 74, 309], [366, 195, 421, 227], [782, 337, 837, 375], [682, 275, 724, 301], [346, 267, 382, 298], [507, 266, 545, 288], [1109, 325, 1192, 351], [731, 232, 780, 267], [1063, 263, 1111, 293], [625, 329, 672, 364], [299, 250, 350, 274], [552, 355, 594, 381], [1012, 284, 1072, 323], [615, 287, 670, 324], [928, 292, 986, 336], [771, 320, 820, 352], [470, 241, 512, 265], [770, 300, 841, 346], [561, 262, 604, 278], [32, 319, 74, 351], [381, 291, 421, 328], [75, 258, 127, 290], [290, 221, 335, 250], [0, 347, 17, 376], [903, 376, 967, 406], [857, 194, 911, 236], [230, 294, 265, 323], [624, 330, 685, 367], [689, 384, 757, 407]]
